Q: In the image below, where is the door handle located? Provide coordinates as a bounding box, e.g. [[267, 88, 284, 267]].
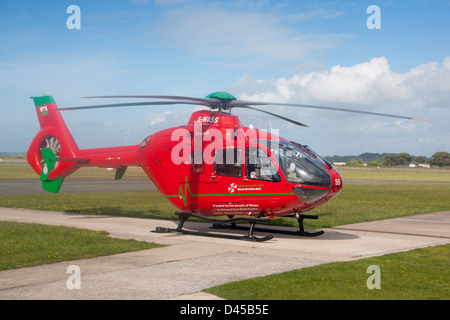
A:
[[206, 175, 218, 183]]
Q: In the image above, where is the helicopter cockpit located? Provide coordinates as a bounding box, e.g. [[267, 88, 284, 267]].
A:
[[261, 140, 332, 187]]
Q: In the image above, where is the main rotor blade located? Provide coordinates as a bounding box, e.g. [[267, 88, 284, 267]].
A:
[[230, 100, 434, 122], [57, 100, 209, 111], [235, 106, 309, 127], [82, 95, 222, 109]]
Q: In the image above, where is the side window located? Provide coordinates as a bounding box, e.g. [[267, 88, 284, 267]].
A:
[[190, 150, 204, 173], [246, 147, 280, 182], [214, 148, 242, 177]]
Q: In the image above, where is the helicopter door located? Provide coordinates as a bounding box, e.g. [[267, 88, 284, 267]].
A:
[[244, 146, 288, 214], [209, 148, 247, 214]]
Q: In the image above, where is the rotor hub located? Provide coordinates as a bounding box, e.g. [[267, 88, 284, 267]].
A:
[[205, 92, 236, 111]]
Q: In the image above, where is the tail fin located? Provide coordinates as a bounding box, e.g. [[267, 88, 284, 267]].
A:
[[27, 96, 81, 193]]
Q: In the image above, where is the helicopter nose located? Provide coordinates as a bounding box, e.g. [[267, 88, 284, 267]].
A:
[[331, 169, 343, 193], [292, 168, 343, 204]]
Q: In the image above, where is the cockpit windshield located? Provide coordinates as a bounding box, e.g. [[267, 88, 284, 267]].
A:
[[264, 140, 332, 187]]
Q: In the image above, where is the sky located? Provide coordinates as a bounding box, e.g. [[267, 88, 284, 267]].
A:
[[1, 0, 449, 158]]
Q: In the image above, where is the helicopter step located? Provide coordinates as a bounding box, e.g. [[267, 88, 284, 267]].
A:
[[211, 213, 324, 237], [153, 212, 273, 242]]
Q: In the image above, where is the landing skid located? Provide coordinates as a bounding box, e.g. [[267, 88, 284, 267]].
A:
[[153, 212, 273, 242], [212, 213, 324, 237], [153, 212, 324, 241]]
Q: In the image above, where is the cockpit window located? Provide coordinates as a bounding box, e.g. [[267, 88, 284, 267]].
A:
[[264, 140, 331, 187], [246, 147, 281, 182], [291, 142, 333, 169]]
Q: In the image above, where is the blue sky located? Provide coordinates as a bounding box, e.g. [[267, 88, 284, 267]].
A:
[[1, 0, 449, 157]]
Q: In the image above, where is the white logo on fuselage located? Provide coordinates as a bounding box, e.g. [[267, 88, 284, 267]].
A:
[[197, 115, 219, 124]]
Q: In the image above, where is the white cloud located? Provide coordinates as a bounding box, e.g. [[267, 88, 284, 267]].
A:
[[232, 56, 450, 115], [228, 56, 450, 156]]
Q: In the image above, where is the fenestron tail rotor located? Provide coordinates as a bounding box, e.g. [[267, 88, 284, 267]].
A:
[[39, 135, 61, 170], [56, 91, 434, 127]]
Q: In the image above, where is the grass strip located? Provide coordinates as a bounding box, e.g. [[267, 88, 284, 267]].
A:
[[0, 221, 164, 270], [204, 244, 450, 300], [338, 167, 450, 182]]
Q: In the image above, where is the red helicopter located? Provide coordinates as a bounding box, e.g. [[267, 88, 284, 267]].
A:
[[27, 92, 432, 241]]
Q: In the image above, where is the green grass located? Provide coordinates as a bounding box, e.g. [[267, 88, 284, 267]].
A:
[[0, 164, 38, 180], [205, 244, 450, 300], [0, 220, 164, 270], [0, 191, 175, 221]]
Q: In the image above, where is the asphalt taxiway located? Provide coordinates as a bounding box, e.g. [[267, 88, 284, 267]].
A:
[[0, 207, 448, 300]]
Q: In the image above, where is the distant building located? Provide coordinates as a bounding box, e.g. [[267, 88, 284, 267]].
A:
[[333, 162, 346, 166]]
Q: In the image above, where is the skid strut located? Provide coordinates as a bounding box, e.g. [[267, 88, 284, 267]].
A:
[[212, 213, 324, 237], [154, 212, 273, 242]]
